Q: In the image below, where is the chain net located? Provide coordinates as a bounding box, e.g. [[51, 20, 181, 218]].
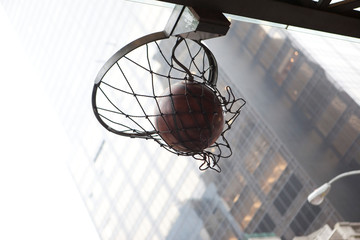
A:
[[92, 35, 246, 172]]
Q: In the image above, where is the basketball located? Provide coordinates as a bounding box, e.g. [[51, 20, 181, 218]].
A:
[[155, 81, 224, 152]]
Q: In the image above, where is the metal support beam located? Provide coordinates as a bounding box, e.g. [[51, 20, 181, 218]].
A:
[[318, 0, 332, 9], [156, 0, 360, 39], [164, 5, 230, 40], [330, 0, 360, 12]]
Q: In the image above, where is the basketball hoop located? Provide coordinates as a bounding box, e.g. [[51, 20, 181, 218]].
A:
[[91, 6, 246, 172]]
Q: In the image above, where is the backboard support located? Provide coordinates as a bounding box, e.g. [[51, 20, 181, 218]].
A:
[[164, 5, 231, 40], [128, 0, 360, 40], [164, 0, 360, 39]]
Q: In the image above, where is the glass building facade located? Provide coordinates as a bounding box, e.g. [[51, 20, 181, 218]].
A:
[[2, 1, 360, 240], [207, 21, 360, 222]]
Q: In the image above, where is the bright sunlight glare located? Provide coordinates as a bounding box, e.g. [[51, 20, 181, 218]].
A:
[[0, 5, 99, 240]]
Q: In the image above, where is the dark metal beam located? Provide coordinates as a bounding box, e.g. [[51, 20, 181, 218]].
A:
[[297, 0, 318, 8], [330, 0, 360, 12], [318, 0, 332, 9], [155, 0, 360, 39]]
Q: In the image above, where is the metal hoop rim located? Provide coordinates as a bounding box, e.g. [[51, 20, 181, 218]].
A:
[[92, 31, 219, 137]]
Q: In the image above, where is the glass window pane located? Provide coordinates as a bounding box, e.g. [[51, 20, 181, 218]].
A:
[[133, 217, 152, 240], [332, 114, 360, 155], [255, 214, 275, 233], [273, 174, 302, 215], [316, 96, 347, 136], [289, 174, 303, 192], [166, 158, 187, 188], [94, 198, 110, 227], [241, 197, 262, 229], [101, 213, 119, 239], [273, 48, 299, 86], [150, 185, 169, 220], [247, 26, 267, 55], [258, 152, 287, 195], [222, 172, 246, 208], [232, 187, 262, 229], [131, 152, 150, 186], [353, 139, 360, 167], [232, 21, 253, 42], [178, 170, 201, 201], [297, 77, 331, 120], [286, 61, 314, 101], [259, 32, 285, 69], [290, 203, 321, 236], [108, 172, 124, 199], [115, 184, 133, 215], [220, 226, 237, 240], [140, 169, 159, 201], [125, 199, 142, 231], [243, 134, 270, 173]]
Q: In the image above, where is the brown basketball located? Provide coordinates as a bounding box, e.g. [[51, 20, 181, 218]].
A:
[[155, 81, 224, 152]]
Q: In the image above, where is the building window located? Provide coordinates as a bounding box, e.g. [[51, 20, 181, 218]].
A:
[[159, 203, 180, 238], [101, 213, 120, 239], [140, 169, 159, 201], [259, 31, 285, 70], [236, 114, 256, 150], [257, 151, 288, 195], [133, 217, 152, 240], [222, 172, 246, 209], [246, 26, 267, 56], [332, 114, 360, 156], [233, 21, 253, 42], [273, 174, 303, 215], [94, 198, 111, 228], [316, 96, 347, 137], [125, 199, 142, 233], [351, 139, 360, 168], [241, 198, 262, 229], [115, 183, 133, 215], [285, 61, 314, 101], [150, 185, 169, 220], [243, 134, 270, 173], [297, 77, 334, 121], [273, 48, 299, 86], [255, 214, 276, 233], [108, 172, 124, 199], [204, 206, 227, 236], [289, 203, 321, 236], [218, 226, 238, 240], [178, 170, 201, 202], [231, 187, 262, 229]]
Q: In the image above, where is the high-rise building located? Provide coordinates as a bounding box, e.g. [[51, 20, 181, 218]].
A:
[[206, 20, 360, 220], [2, 1, 360, 240]]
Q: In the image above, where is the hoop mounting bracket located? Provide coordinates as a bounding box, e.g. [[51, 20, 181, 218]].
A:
[[164, 5, 231, 41]]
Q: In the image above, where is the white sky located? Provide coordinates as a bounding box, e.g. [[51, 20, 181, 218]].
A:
[[0, 5, 99, 240]]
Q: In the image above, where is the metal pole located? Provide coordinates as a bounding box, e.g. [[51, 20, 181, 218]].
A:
[[328, 170, 360, 184]]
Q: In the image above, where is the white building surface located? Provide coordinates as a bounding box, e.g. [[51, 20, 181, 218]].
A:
[[294, 222, 360, 240]]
